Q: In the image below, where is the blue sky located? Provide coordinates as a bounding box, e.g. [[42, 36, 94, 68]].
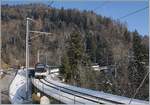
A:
[[1, 0, 149, 36]]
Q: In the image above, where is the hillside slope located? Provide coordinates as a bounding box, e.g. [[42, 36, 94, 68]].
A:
[[1, 4, 149, 100]]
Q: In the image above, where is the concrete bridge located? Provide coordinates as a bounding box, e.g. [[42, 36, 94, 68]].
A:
[[9, 68, 149, 105]]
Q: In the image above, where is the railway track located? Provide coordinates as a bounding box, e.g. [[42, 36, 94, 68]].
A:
[[32, 70, 149, 105], [39, 78, 123, 104]]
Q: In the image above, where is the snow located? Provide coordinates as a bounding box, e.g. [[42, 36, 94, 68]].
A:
[[0, 69, 4, 78], [50, 68, 59, 73], [33, 75, 114, 104], [32, 68, 149, 105], [32, 79, 98, 104], [92, 65, 100, 71], [9, 68, 32, 104], [45, 74, 149, 105], [0, 71, 3, 75]]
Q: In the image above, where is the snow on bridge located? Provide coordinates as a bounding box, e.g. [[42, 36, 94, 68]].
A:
[[9, 68, 149, 105], [32, 73, 149, 105]]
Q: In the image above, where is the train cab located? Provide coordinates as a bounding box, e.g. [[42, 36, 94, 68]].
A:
[[34, 63, 48, 79]]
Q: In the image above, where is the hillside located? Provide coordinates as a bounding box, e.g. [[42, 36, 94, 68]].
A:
[[1, 4, 149, 100]]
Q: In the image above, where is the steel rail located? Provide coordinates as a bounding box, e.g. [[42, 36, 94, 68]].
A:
[[36, 79, 85, 104], [41, 79, 123, 104]]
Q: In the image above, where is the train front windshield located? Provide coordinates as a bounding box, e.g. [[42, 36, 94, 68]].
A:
[[35, 65, 46, 72]]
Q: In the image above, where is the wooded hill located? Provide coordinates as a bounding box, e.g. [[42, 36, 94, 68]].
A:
[[1, 4, 149, 100]]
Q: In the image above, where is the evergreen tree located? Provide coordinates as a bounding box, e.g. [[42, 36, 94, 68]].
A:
[[85, 32, 97, 63], [60, 53, 71, 82], [67, 31, 84, 85], [128, 30, 149, 99], [133, 30, 147, 83]]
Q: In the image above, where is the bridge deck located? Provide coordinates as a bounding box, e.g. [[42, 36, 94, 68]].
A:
[[32, 74, 149, 105]]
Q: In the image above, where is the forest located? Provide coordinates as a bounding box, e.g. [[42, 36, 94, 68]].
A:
[[1, 4, 149, 100]]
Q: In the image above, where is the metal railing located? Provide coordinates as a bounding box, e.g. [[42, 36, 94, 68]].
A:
[[32, 79, 84, 104]]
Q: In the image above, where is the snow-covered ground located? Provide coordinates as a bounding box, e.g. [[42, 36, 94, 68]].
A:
[[9, 68, 32, 104]]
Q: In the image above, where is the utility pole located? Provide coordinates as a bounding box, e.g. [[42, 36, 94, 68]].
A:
[[0, 26, 2, 72], [26, 18, 29, 98], [0, 0, 1, 103], [45, 53, 47, 65], [0, 0, 2, 72], [37, 50, 40, 63], [25, 17, 53, 102], [114, 62, 117, 78]]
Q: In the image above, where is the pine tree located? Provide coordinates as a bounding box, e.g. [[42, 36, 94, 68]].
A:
[[85, 32, 97, 63], [67, 30, 84, 85], [132, 30, 146, 83], [128, 30, 149, 99], [60, 53, 71, 82]]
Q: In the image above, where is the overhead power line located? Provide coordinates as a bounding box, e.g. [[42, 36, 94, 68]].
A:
[[48, 0, 54, 8], [129, 71, 149, 104], [119, 6, 149, 19], [93, 2, 108, 11]]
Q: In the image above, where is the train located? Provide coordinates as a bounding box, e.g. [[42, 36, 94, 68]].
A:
[[34, 63, 48, 79]]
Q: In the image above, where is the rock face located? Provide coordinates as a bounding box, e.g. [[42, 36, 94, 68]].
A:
[[9, 69, 32, 104], [40, 96, 50, 104], [0, 70, 4, 79], [0, 70, 16, 104]]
